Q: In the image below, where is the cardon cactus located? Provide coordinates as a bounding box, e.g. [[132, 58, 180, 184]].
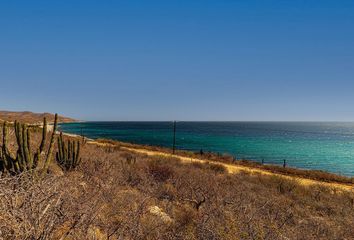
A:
[[0, 114, 58, 175], [56, 132, 81, 171]]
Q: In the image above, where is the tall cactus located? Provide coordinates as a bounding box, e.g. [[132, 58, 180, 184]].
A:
[[56, 132, 81, 171], [1, 121, 13, 172], [0, 113, 58, 175], [43, 115, 58, 172]]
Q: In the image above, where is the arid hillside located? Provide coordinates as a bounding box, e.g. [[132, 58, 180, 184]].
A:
[[1, 134, 354, 239], [0, 114, 353, 239], [0, 111, 76, 123]]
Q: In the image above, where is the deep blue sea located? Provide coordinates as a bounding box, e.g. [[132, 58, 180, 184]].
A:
[[59, 122, 354, 177]]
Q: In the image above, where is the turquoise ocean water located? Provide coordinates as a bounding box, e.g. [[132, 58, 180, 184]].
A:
[[59, 122, 354, 177]]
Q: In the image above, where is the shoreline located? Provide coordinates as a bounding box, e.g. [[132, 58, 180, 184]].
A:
[[58, 122, 354, 178], [120, 146, 354, 192], [59, 130, 354, 191]]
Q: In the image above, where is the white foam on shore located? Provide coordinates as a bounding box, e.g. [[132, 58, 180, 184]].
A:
[[59, 131, 94, 141]]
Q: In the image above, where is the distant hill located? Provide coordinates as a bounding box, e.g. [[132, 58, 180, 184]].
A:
[[0, 111, 77, 124]]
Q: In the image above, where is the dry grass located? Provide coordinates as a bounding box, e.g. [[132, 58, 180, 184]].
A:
[[0, 130, 353, 239], [96, 138, 354, 185]]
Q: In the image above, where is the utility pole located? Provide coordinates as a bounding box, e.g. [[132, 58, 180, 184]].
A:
[[172, 121, 176, 154], [80, 125, 85, 142]]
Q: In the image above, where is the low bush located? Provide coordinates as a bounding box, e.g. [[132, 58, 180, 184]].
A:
[[191, 161, 227, 174], [95, 138, 354, 184], [147, 159, 175, 182], [1, 130, 353, 239]]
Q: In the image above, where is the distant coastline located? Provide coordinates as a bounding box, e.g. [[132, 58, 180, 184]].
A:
[[56, 128, 354, 190], [0, 110, 77, 123], [59, 121, 354, 177]]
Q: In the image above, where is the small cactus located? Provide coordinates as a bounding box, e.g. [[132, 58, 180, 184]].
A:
[[0, 114, 58, 175], [56, 132, 81, 171]]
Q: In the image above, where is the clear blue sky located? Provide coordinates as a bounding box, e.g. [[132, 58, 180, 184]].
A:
[[1, 0, 353, 121]]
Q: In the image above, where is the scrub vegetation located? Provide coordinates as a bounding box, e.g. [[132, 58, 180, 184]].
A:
[[0, 114, 353, 240], [96, 138, 354, 185]]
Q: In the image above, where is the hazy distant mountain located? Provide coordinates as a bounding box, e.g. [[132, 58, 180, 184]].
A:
[[0, 111, 76, 123]]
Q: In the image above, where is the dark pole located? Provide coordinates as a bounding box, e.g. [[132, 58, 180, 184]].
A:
[[81, 125, 84, 142], [172, 121, 176, 154]]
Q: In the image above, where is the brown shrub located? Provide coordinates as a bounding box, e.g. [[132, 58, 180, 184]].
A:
[[147, 159, 175, 182], [95, 138, 354, 185], [173, 204, 197, 228], [191, 161, 227, 174], [205, 161, 227, 174], [1, 130, 354, 239], [156, 183, 177, 201]]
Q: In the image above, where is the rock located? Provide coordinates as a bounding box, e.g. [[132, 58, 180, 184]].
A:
[[149, 206, 173, 224]]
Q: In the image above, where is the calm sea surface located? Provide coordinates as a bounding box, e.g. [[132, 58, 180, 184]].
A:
[[59, 122, 354, 177]]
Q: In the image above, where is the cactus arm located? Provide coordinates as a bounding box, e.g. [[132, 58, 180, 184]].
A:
[[71, 141, 75, 169], [3, 122, 9, 159], [22, 124, 31, 171], [71, 141, 75, 170], [26, 128, 33, 169], [13, 151, 21, 173], [4, 122, 20, 173], [15, 122, 26, 171], [33, 148, 40, 169], [14, 121, 21, 146], [70, 140, 74, 169], [57, 133, 63, 164], [1, 113, 60, 175], [63, 139, 67, 165], [75, 141, 81, 168], [55, 135, 81, 171], [67, 141, 70, 170], [39, 117, 47, 153], [43, 114, 58, 171], [1, 122, 10, 171], [33, 117, 48, 166], [59, 133, 63, 160]]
